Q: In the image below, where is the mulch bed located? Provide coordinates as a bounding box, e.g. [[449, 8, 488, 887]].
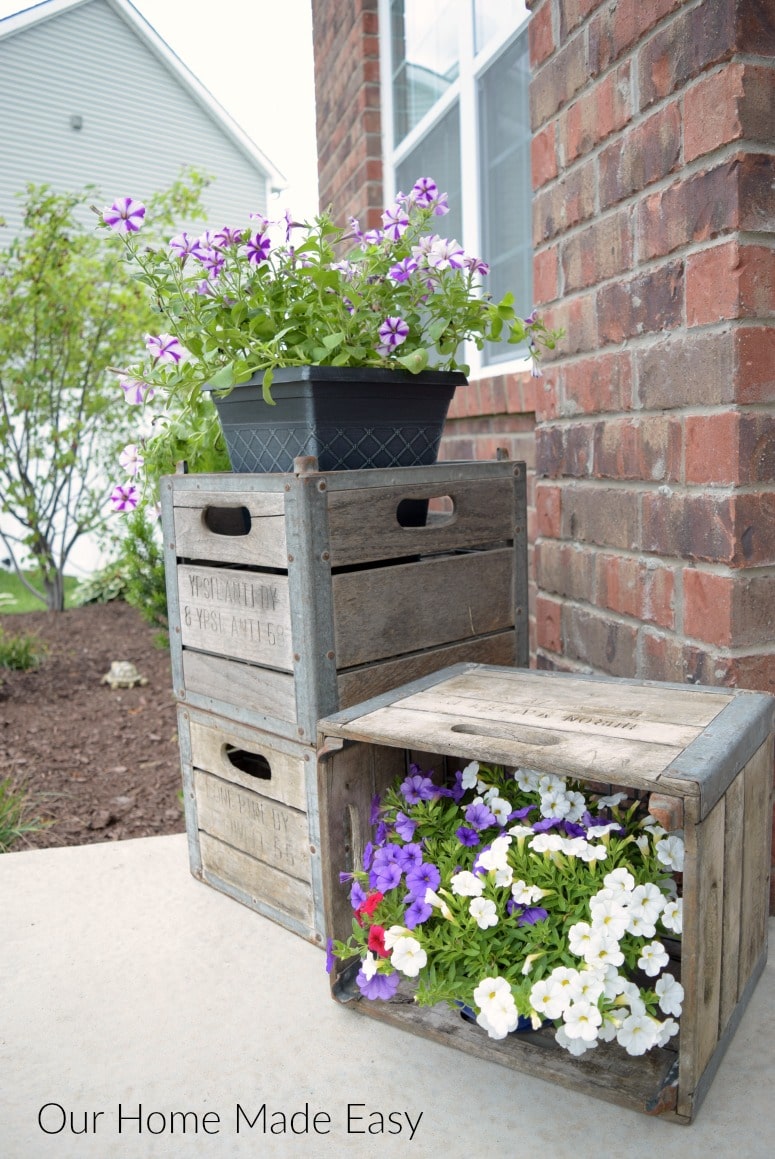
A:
[[0, 601, 186, 849]]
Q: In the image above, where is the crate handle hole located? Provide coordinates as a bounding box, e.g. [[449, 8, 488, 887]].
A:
[[396, 495, 455, 528], [223, 745, 272, 779], [450, 723, 560, 747], [203, 506, 252, 537]]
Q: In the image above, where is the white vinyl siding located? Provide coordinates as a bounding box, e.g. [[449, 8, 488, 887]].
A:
[[0, 0, 271, 235]]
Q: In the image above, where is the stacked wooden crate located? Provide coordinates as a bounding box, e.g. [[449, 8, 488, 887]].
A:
[[161, 458, 528, 944], [318, 663, 774, 1122]]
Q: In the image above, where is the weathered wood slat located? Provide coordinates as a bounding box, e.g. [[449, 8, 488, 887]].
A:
[[182, 651, 298, 729], [323, 703, 688, 790], [194, 769, 311, 883], [407, 666, 733, 729], [324, 476, 514, 566], [173, 504, 288, 569], [177, 564, 294, 669], [738, 738, 774, 992], [333, 549, 514, 668], [188, 716, 307, 812], [172, 488, 287, 514], [336, 631, 516, 710], [719, 772, 744, 1032], [393, 686, 706, 748], [199, 832, 315, 928], [676, 794, 725, 1119]]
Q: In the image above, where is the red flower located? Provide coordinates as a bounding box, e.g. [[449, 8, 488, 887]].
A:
[[355, 890, 384, 927], [367, 924, 390, 958]]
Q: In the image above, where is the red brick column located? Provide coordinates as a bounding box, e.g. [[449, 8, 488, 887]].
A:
[[312, 0, 383, 229], [529, 0, 775, 900]]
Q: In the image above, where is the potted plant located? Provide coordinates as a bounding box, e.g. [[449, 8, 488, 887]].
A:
[[328, 760, 684, 1059], [99, 179, 558, 506]]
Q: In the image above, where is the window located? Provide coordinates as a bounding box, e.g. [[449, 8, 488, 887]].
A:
[[381, 1, 532, 374]]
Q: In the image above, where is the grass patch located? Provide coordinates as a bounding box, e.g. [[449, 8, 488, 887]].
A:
[[0, 625, 47, 670], [0, 778, 51, 852], [0, 569, 80, 613]]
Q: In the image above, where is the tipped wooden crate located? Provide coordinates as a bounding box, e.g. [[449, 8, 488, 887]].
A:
[[177, 705, 328, 944], [161, 459, 528, 745], [317, 663, 774, 1123]]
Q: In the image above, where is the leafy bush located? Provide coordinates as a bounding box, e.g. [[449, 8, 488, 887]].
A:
[[72, 564, 129, 607], [0, 626, 47, 670]]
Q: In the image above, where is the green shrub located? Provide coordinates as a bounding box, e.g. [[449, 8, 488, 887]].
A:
[[72, 564, 129, 607], [0, 626, 47, 670], [0, 778, 50, 852]]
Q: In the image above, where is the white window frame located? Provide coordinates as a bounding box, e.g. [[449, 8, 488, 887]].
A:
[[378, 0, 532, 381]]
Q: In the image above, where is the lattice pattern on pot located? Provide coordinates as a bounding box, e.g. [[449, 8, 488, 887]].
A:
[[223, 424, 442, 472]]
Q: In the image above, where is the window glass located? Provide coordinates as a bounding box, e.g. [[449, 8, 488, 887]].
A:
[[391, 0, 460, 145], [394, 102, 462, 245], [478, 28, 533, 361], [473, 0, 524, 54]]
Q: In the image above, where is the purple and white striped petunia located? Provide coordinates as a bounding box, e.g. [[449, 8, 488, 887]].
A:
[[145, 333, 186, 364], [169, 232, 199, 261], [118, 375, 154, 406], [427, 237, 465, 270], [377, 316, 409, 353], [244, 231, 272, 265], [388, 256, 418, 283], [109, 482, 139, 512], [410, 177, 439, 207], [213, 226, 244, 248], [382, 203, 410, 241], [102, 197, 145, 233], [118, 443, 144, 476]]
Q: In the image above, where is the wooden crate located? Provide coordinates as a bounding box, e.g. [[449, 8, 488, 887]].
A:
[[317, 663, 774, 1123], [177, 705, 327, 944], [161, 459, 527, 744]]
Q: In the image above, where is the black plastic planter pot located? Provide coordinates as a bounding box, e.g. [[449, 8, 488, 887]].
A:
[[204, 365, 465, 474]]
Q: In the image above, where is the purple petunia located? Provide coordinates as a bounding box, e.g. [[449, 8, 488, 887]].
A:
[[388, 257, 418, 283], [382, 203, 410, 241], [400, 772, 436, 804], [395, 811, 418, 842], [404, 897, 433, 930], [169, 232, 199, 261], [350, 880, 367, 910], [410, 177, 439, 207], [369, 795, 382, 825], [394, 842, 423, 872], [118, 375, 154, 406], [509, 903, 549, 927], [357, 968, 401, 1001], [455, 826, 480, 848], [374, 821, 389, 846], [102, 197, 145, 233], [325, 937, 335, 974], [370, 860, 402, 893], [465, 801, 497, 831], [405, 861, 440, 899]]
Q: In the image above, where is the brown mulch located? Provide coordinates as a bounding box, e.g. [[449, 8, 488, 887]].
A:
[[0, 601, 185, 850]]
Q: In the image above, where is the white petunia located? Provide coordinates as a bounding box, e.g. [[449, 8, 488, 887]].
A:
[[635, 834, 650, 855], [568, 922, 599, 958], [589, 894, 629, 940], [461, 761, 480, 789], [424, 889, 452, 919], [540, 789, 571, 818], [530, 977, 566, 1021], [508, 823, 534, 839], [488, 796, 513, 825], [604, 867, 635, 894], [450, 870, 484, 898], [578, 842, 608, 862], [476, 834, 512, 872], [529, 833, 565, 854], [626, 910, 657, 939], [567, 970, 605, 1005], [656, 1017, 680, 1047], [661, 897, 683, 934], [638, 941, 670, 978], [514, 767, 541, 792], [617, 981, 647, 1017], [656, 834, 685, 872], [493, 865, 514, 888], [474, 978, 519, 1039], [538, 773, 566, 796], [630, 882, 665, 922], [564, 790, 587, 822], [563, 1000, 603, 1042], [655, 973, 684, 1017], [585, 822, 621, 839], [511, 879, 546, 905], [361, 952, 379, 980], [600, 965, 628, 1000], [383, 925, 410, 950], [597, 1014, 620, 1042], [469, 897, 498, 929], [390, 935, 427, 977], [596, 791, 628, 808], [617, 1012, 659, 1056], [585, 936, 625, 970], [555, 1023, 598, 1056]]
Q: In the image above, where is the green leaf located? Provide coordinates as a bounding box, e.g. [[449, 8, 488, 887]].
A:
[[262, 367, 276, 405], [206, 364, 237, 391], [396, 347, 429, 374], [322, 331, 345, 351]]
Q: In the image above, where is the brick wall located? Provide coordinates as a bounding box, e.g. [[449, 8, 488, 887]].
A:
[[530, 0, 775, 903], [311, 0, 775, 894]]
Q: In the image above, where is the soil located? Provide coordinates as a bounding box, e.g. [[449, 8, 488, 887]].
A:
[[0, 601, 185, 850]]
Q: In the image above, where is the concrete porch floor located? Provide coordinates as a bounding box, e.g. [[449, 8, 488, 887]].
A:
[[2, 833, 773, 1159]]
